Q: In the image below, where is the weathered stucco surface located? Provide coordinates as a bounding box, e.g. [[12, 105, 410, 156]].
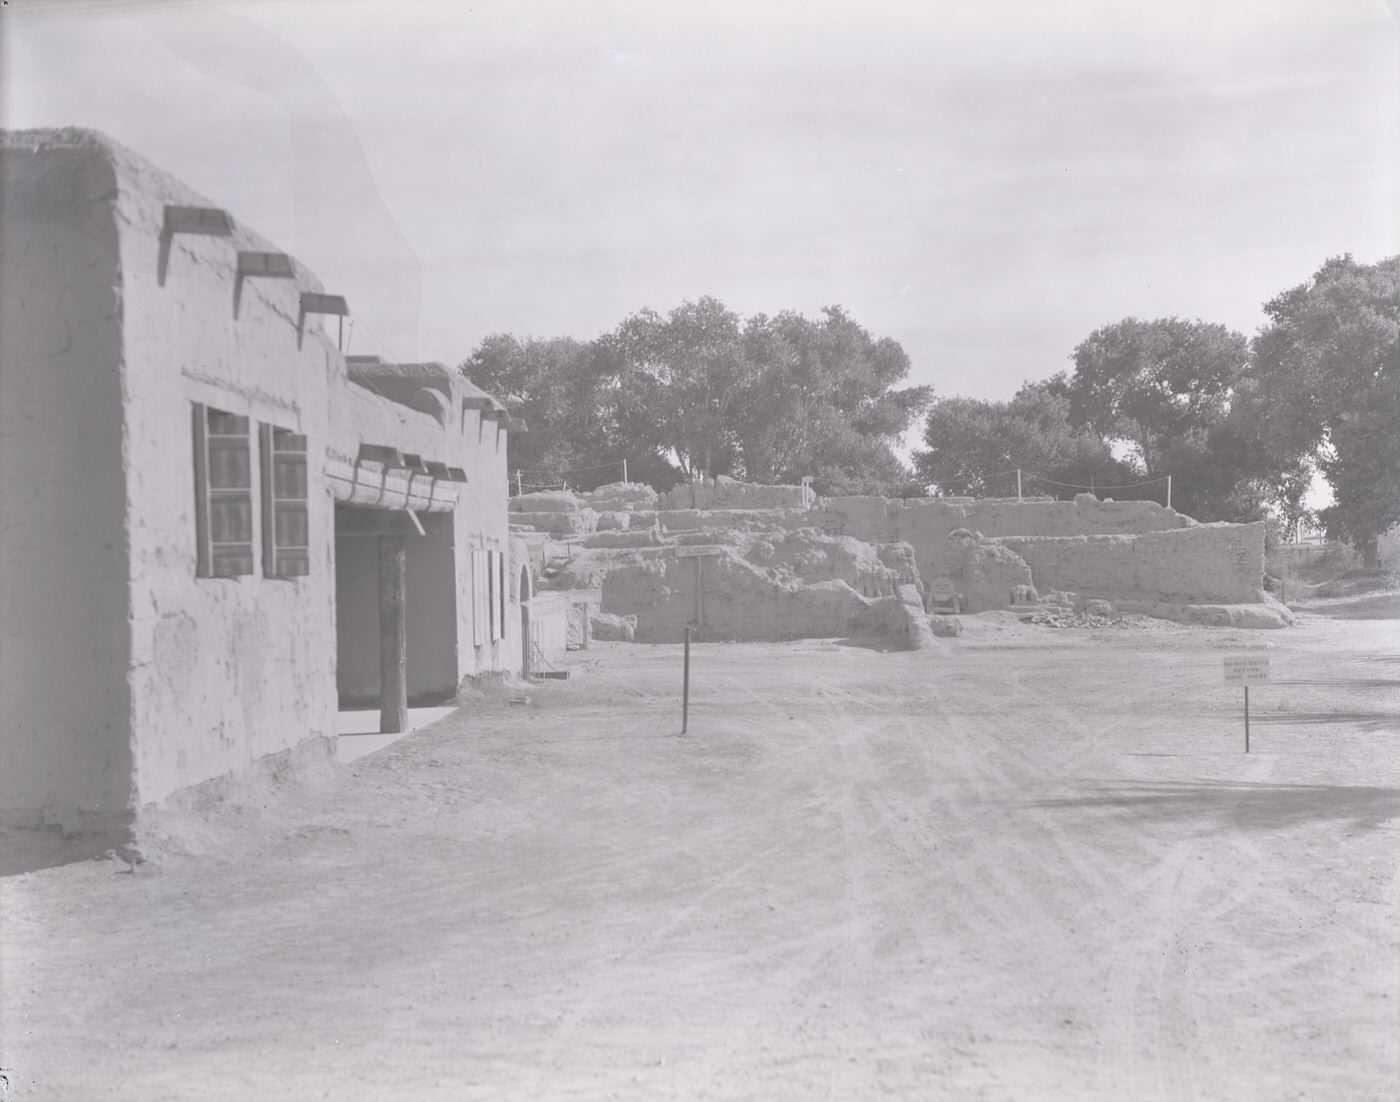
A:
[[656, 476, 810, 511], [0, 136, 134, 832], [1, 129, 519, 835], [817, 495, 1192, 589], [109, 134, 341, 808], [995, 523, 1269, 607], [601, 553, 902, 643], [513, 479, 1285, 642]]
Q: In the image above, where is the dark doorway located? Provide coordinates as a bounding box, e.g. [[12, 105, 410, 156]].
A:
[[334, 505, 459, 727]]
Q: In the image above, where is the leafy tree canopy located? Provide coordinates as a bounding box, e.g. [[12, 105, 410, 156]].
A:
[[915, 376, 1136, 498], [1245, 254, 1400, 563], [460, 298, 931, 496], [1068, 317, 1248, 472]]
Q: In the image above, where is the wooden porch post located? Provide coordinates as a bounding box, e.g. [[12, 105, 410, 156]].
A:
[[379, 535, 408, 734]]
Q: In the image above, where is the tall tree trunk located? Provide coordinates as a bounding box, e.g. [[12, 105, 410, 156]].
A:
[[1362, 536, 1379, 569]]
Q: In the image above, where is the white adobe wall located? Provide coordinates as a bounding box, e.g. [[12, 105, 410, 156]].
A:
[[107, 135, 341, 809], [1, 129, 520, 831], [450, 389, 516, 680], [0, 133, 135, 832]]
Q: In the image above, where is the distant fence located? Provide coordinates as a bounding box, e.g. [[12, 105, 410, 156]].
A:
[[968, 469, 1174, 507], [510, 459, 629, 496]]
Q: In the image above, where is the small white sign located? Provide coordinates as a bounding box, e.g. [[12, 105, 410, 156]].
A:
[[1223, 655, 1270, 685], [928, 576, 956, 602]]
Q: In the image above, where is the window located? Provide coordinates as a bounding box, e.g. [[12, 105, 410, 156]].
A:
[[497, 550, 507, 640], [487, 549, 498, 641], [192, 404, 254, 577], [260, 424, 310, 577], [471, 549, 487, 647]]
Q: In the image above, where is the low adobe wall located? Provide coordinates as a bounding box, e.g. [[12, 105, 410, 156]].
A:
[[994, 522, 1267, 606], [819, 495, 1191, 586], [601, 553, 901, 642], [658, 477, 810, 511]]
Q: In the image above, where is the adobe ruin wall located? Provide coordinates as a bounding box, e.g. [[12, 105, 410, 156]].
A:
[[996, 523, 1266, 607], [511, 479, 1290, 644], [815, 494, 1192, 588]]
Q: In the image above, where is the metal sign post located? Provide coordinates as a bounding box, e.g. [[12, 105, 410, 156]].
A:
[[682, 624, 693, 734], [1223, 655, 1270, 753]]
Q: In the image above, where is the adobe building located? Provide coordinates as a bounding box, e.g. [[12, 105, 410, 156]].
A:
[[0, 128, 526, 844]]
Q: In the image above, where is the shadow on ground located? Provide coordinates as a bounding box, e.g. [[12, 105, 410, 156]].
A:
[[1304, 593, 1400, 620], [1252, 711, 1400, 731], [834, 636, 903, 653], [0, 829, 127, 877], [1030, 780, 1400, 832]]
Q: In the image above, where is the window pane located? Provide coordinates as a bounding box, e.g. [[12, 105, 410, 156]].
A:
[[207, 411, 249, 435], [211, 497, 252, 542], [273, 455, 307, 498], [274, 502, 309, 548], [209, 441, 251, 488], [212, 549, 254, 576], [275, 553, 310, 577]]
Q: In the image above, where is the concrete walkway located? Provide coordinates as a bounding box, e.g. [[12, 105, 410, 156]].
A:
[[334, 705, 457, 762]]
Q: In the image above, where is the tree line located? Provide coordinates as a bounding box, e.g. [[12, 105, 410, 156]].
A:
[[462, 297, 931, 496], [460, 254, 1400, 565]]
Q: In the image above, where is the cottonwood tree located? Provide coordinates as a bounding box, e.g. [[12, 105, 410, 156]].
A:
[[1068, 317, 1248, 472], [731, 306, 931, 491], [1063, 316, 1286, 521], [1246, 254, 1400, 565], [916, 376, 1134, 498], [461, 333, 676, 489], [462, 299, 930, 496], [608, 297, 753, 480]]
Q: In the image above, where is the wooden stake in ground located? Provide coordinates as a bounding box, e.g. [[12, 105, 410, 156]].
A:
[[682, 624, 692, 734]]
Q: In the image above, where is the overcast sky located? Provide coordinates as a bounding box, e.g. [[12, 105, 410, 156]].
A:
[[4, 0, 1398, 403]]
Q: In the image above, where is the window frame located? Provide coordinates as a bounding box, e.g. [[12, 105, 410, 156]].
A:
[[192, 402, 255, 578], [259, 423, 310, 579]]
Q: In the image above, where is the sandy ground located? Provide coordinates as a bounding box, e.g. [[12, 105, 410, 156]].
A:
[[2, 605, 1398, 1101]]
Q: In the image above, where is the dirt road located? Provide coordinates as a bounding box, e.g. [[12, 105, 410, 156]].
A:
[[2, 609, 1397, 1100]]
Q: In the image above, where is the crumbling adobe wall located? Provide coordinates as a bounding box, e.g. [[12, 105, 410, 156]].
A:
[[516, 479, 1281, 638], [994, 522, 1268, 606], [745, 531, 918, 597], [657, 475, 810, 511], [942, 534, 1035, 611], [819, 494, 1191, 587], [601, 552, 902, 642]]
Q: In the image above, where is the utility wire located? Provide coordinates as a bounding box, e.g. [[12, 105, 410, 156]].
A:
[[1020, 472, 1170, 491]]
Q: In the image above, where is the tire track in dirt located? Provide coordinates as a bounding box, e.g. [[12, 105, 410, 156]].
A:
[[528, 671, 879, 1089], [990, 649, 1286, 1097], [1089, 754, 1276, 1099]]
